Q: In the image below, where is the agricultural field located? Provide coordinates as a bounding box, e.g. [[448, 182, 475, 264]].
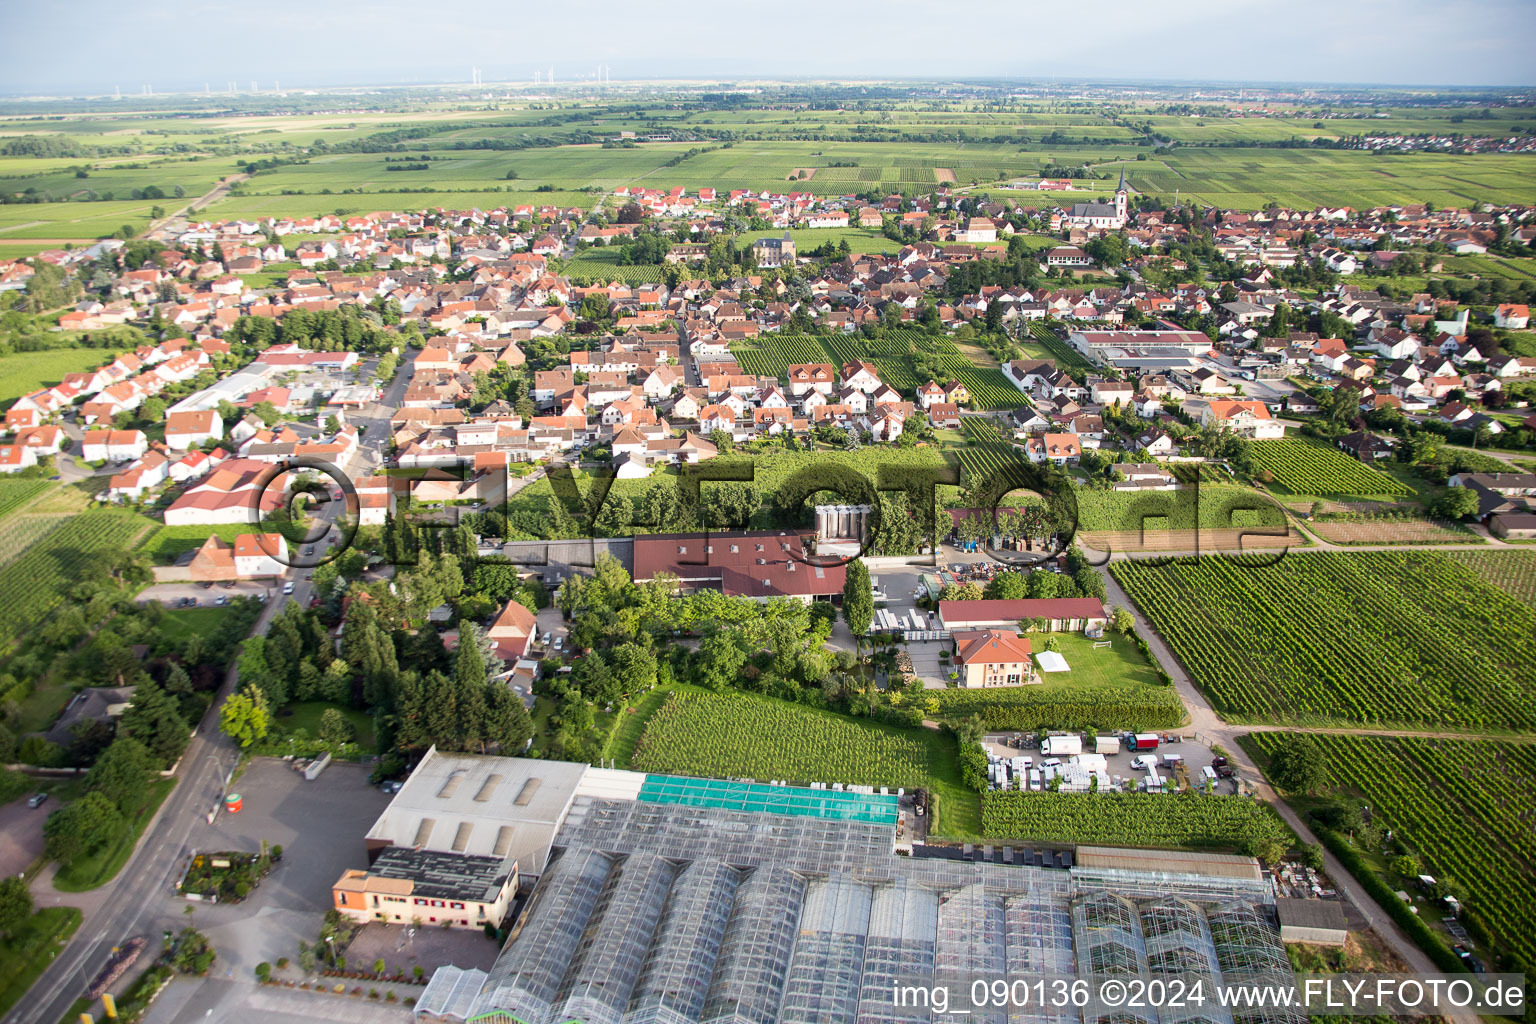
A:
[[1025, 321, 1096, 372], [628, 689, 979, 834], [0, 197, 166, 241], [0, 347, 122, 405], [981, 791, 1291, 852], [1075, 483, 1292, 534], [1249, 438, 1415, 499], [1250, 733, 1536, 970], [952, 417, 1029, 482], [1113, 551, 1536, 729], [1302, 513, 1474, 546], [0, 479, 50, 521], [1443, 550, 1536, 606], [0, 510, 156, 649], [561, 249, 665, 285]]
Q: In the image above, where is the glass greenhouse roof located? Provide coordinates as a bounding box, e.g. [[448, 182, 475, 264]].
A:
[[637, 775, 900, 825]]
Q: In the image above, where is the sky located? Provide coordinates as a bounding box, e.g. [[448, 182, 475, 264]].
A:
[[4, 0, 1534, 95]]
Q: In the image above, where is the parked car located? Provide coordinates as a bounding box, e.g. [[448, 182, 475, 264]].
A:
[[27, 792, 47, 809], [215, 595, 228, 606], [380, 780, 403, 794], [540, 632, 552, 646], [282, 581, 295, 595], [303, 546, 314, 556], [553, 636, 564, 651], [199, 581, 214, 590]]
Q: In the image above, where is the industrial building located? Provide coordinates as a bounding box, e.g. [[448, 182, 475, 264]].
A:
[[398, 754, 1306, 1024]]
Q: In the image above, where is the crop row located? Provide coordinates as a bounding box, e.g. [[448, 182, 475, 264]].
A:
[[1251, 733, 1536, 968], [629, 690, 942, 788], [0, 479, 49, 522], [1249, 439, 1413, 498], [1444, 550, 1536, 607], [926, 686, 1185, 732], [1112, 551, 1536, 728], [981, 791, 1290, 850], [0, 511, 153, 649]]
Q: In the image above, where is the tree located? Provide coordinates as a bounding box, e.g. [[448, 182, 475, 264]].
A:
[[482, 682, 533, 754], [219, 684, 271, 749], [43, 791, 121, 865], [1430, 485, 1479, 521], [83, 737, 152, 814], [0, 876, 31, 940], [984, 572, 1026, 600], [116, 678, 189, 768], [319, 708, 355, 749], [695, 632, 747, 691], [1267, 735, 1328, 795], [842, 559, 874, 645], [1111, 606, 1135, 635]]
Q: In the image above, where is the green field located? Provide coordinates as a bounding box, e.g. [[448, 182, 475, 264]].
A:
[[1251, 733, 1536, 970], [1113, 551, 1536, 729], [0, 348, 117, 405], [1249, 437, 1415, 499], [141, 522, 254, 564], [0, 510, 158, 649], [1443, 549, 1536, 606], [629, 689, 980, 836], [0, 479, 50, 521], [156, 605, 237, 642], [981, 791, 1291, 852]]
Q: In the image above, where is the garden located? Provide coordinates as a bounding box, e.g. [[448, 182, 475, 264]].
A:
[[981, 790, 1292, 856], [1112, 551, 1536, 729], [177, 845, 280, 903]]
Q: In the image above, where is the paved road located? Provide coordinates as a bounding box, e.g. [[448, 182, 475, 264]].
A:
[[146, 174, 250, 242], [13, 483, 353, 1024]]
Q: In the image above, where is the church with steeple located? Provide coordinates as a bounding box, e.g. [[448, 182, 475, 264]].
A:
[[1062, 167, 1129, 233]]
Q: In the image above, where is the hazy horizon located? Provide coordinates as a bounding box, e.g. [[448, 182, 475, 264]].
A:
[[5, 0, 1535, 97]]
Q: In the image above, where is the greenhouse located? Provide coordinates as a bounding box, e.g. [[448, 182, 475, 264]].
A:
[[451, 789, 1294, 1024]]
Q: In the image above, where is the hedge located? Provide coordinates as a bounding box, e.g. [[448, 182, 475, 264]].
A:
[[925, 686, 1184, 731]]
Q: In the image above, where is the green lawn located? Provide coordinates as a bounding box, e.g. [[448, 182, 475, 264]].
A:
[[0, 349, 118, 406], [157, 605, 236, 643], [141, 523, 255, 564], [14, 679, 78, 735], [53, 777, 176, 892], [272, 701, 377, 751], [1029, 631, 1164, 690], [0, 907, 82, 1018]]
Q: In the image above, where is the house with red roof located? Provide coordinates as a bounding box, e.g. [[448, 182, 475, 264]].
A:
[[951, 629, 1036, 687]]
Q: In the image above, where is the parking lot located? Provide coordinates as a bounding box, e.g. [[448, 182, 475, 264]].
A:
[[982, 732, 1243, 794], [170, 758, 392, 979], [137, 580, 282, 607]]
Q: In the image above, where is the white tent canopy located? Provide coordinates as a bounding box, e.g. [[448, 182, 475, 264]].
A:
[[1036, 651, 1070, 673]]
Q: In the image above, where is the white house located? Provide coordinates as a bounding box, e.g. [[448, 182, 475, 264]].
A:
[[164, 409, 223, 449], [233, 533, 289, 577]]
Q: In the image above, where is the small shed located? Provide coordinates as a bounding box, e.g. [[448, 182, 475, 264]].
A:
[[1276, 898, 1348, 946]]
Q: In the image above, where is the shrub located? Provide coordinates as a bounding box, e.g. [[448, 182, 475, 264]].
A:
[[255, 962, 271, 983], [373, 958, 386, 975]]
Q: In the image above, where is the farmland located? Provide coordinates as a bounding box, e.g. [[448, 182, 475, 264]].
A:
[[0, 348, 121, 405], [0, 510, 157, 649], [0, 479, 50, 521], [981, 791, 1291, 852], [560, 249, 665, 285], [628, 688, 980, 835], [1250, 733, 1536, 970], [1444, 549, 1536, 606], [1249, 438, 1415, 499], [1112, 551, 1536, 729]]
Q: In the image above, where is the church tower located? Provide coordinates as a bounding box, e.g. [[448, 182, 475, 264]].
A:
[[1114, 167, 1129, 227]]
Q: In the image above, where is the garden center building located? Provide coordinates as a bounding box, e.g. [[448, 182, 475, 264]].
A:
[[399, 752, 1306, 1024]]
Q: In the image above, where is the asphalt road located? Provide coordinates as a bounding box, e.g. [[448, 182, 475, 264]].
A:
[[10, 409, 385, 1024]]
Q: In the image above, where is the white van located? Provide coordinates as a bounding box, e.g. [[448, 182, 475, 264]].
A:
[[1130, 754, 1160, 771], [1200, 766, 1219, 784]]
